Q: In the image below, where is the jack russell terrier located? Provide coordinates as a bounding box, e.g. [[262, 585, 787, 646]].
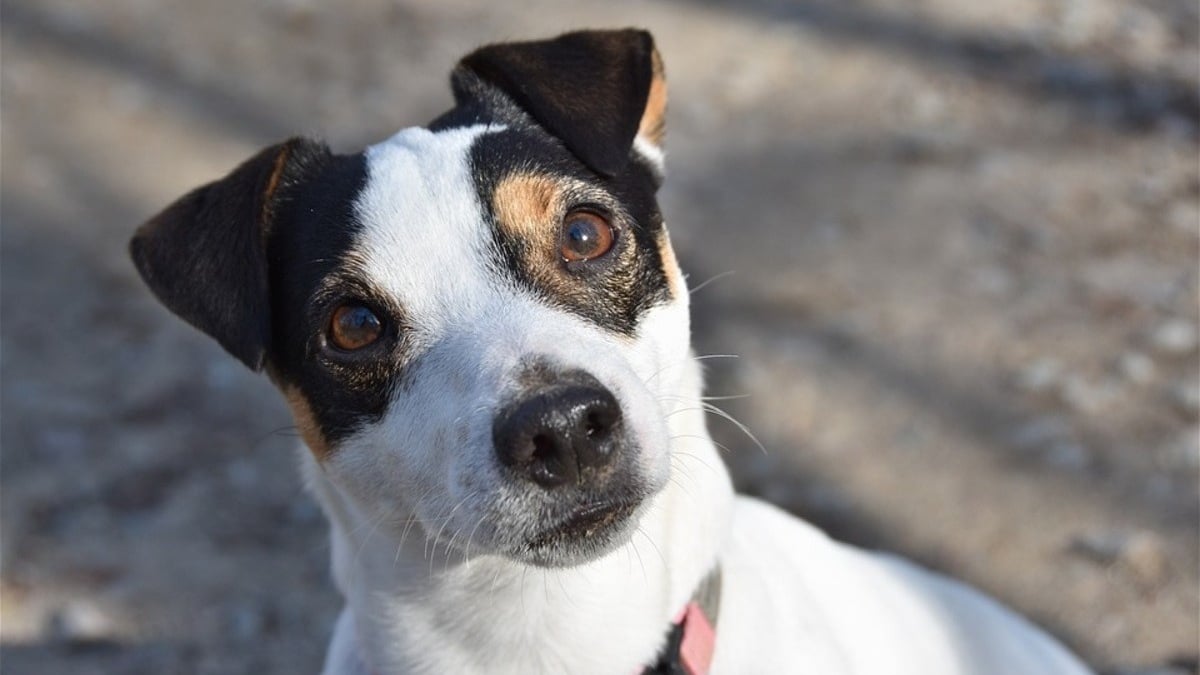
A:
[[130, 28, 1093, 675]]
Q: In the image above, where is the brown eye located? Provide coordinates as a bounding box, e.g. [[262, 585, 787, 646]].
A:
[[329, 304, 382, 351], [560, 211, 615, 263]]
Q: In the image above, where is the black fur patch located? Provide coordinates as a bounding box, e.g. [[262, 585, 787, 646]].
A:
[[263, 152, 412, 445], [455, 29, 655, 177]]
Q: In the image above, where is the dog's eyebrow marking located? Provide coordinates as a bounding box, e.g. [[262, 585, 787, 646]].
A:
[[492, 172, 562, 250]]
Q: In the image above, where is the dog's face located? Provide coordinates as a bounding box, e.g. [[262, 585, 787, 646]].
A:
[[130, 30, 692, 567]]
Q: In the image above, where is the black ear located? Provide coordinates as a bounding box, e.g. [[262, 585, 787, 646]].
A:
[[129, 137, 330, 371], [455, 29, 663, 176]]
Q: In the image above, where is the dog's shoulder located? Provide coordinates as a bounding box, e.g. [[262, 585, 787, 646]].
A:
[[713, 498, 1091, 674]]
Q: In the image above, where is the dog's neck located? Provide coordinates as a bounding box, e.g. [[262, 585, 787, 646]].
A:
[[303, 359, 734, 674]]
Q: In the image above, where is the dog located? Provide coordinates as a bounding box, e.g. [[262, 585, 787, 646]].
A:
[[129, 28, 1093, 675]]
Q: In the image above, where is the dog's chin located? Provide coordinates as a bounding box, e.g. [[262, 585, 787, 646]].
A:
[[510, 498, 647, 568]]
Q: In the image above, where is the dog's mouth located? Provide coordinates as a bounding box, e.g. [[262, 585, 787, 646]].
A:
[[530, 500, 638, 547], [518, 498, 641, 565]]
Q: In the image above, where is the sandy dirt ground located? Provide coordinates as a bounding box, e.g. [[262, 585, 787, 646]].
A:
[[2, 0, 1198, 673]]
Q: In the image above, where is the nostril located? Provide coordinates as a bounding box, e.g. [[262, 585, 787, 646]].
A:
[[583, 408, 617, 440], [584, 413, 603, 438], [531, 433, 556, 460]]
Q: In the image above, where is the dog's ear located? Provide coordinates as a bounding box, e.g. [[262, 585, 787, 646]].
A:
[[129, 137, 331, 371], [455, 29, 667, 176]]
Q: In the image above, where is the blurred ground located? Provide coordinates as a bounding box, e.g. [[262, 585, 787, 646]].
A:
[[1, 0, 1197, 673]]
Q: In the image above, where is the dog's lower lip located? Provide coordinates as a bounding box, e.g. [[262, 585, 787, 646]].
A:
[[531, 501, 638, 546]]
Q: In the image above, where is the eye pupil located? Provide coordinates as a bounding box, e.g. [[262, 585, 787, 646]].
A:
[[560, 211, 614, 262], [330, 304, 382, 351], [568, 221, 598, 251]]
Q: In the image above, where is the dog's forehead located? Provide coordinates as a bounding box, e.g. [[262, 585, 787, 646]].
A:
[[354, 124, 501, 334]]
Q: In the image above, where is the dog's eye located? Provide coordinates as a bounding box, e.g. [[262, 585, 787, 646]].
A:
[[329, 304, 382, 351], [560, 211, 615, 263]]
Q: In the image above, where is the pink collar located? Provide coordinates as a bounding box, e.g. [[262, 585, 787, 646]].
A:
[[641, 566, 722, 675]]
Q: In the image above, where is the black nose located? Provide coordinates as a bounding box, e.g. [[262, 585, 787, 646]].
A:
[[493, 375, 623, 489]]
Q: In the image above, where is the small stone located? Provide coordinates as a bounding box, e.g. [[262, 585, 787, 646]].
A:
[[1044, 441, 1091, 471], [1117, 351, 1156, 385], [47, 600, 117, 645], [1168, 382, 1200, 420], [1010, 416, 1072, 449], [1070, 530, 1169, 587], [1060, 375, 1118, 415], [38, 428, 87, 459], [228, 603, 268, 641], [108, 82, 148, 113], [1160, 426, 1200, 470], [1120, 532, 1169, 587], [1144, 474, 1174, 499], [811, 220, 845, 246], [1167, 201, 1198, 234], [970, 267, 1014, 297], [1070, 531, 1125, 562], [1150, 318, 1199, 356], [1017, 358, 1061, 393]]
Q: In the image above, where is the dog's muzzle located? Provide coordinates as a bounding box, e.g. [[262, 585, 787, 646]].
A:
[[492, 369, 623, 489]]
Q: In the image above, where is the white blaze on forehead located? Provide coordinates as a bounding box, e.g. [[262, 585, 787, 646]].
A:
[[354, 125, 502, 339]]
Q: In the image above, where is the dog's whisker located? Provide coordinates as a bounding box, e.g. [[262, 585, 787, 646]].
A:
[[441, 495, 483, 570], [643, 357, 685, 386], [462, 512, 490, 569], [671, 451, 719, 476], [426, 494, 475, 573], [667, 456, 704, 497], [489, 559, 507, 597], [395, 506, 431, 565], [519, 564, 532, 621], [629, 531, 649, 585], [686, 269, 735, 295], [633, 525, 668, 571], [671, 433, 735, 457], [444, 526, 465, 571], [690, 353, 740, 362], [552, 570, 580, 610], [664, 471, 697, 500], [250, 424, 301, 444], [694, 401, 767, 455], [645, 352, 739, 389], [658, 392, 751, 403], [350, 511, 388, 573]]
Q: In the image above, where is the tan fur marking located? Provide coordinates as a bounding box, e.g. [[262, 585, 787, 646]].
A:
[[260, 143, 292, 225], [492, 173, 562, 251], [492, 172, 609, 310], [284, 386, 331, 460], [638, 48, 667, 146], [657, 229, 684, 298]]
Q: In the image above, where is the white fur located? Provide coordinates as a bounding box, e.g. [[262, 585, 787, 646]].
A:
[[632, 135, 666, 179], [304, 125, 1092, 674]]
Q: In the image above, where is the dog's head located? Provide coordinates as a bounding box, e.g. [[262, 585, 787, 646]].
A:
[[130, 29, 690, 567]]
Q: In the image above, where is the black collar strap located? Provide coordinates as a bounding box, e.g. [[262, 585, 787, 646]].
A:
[[643, 565, 722, 675]]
